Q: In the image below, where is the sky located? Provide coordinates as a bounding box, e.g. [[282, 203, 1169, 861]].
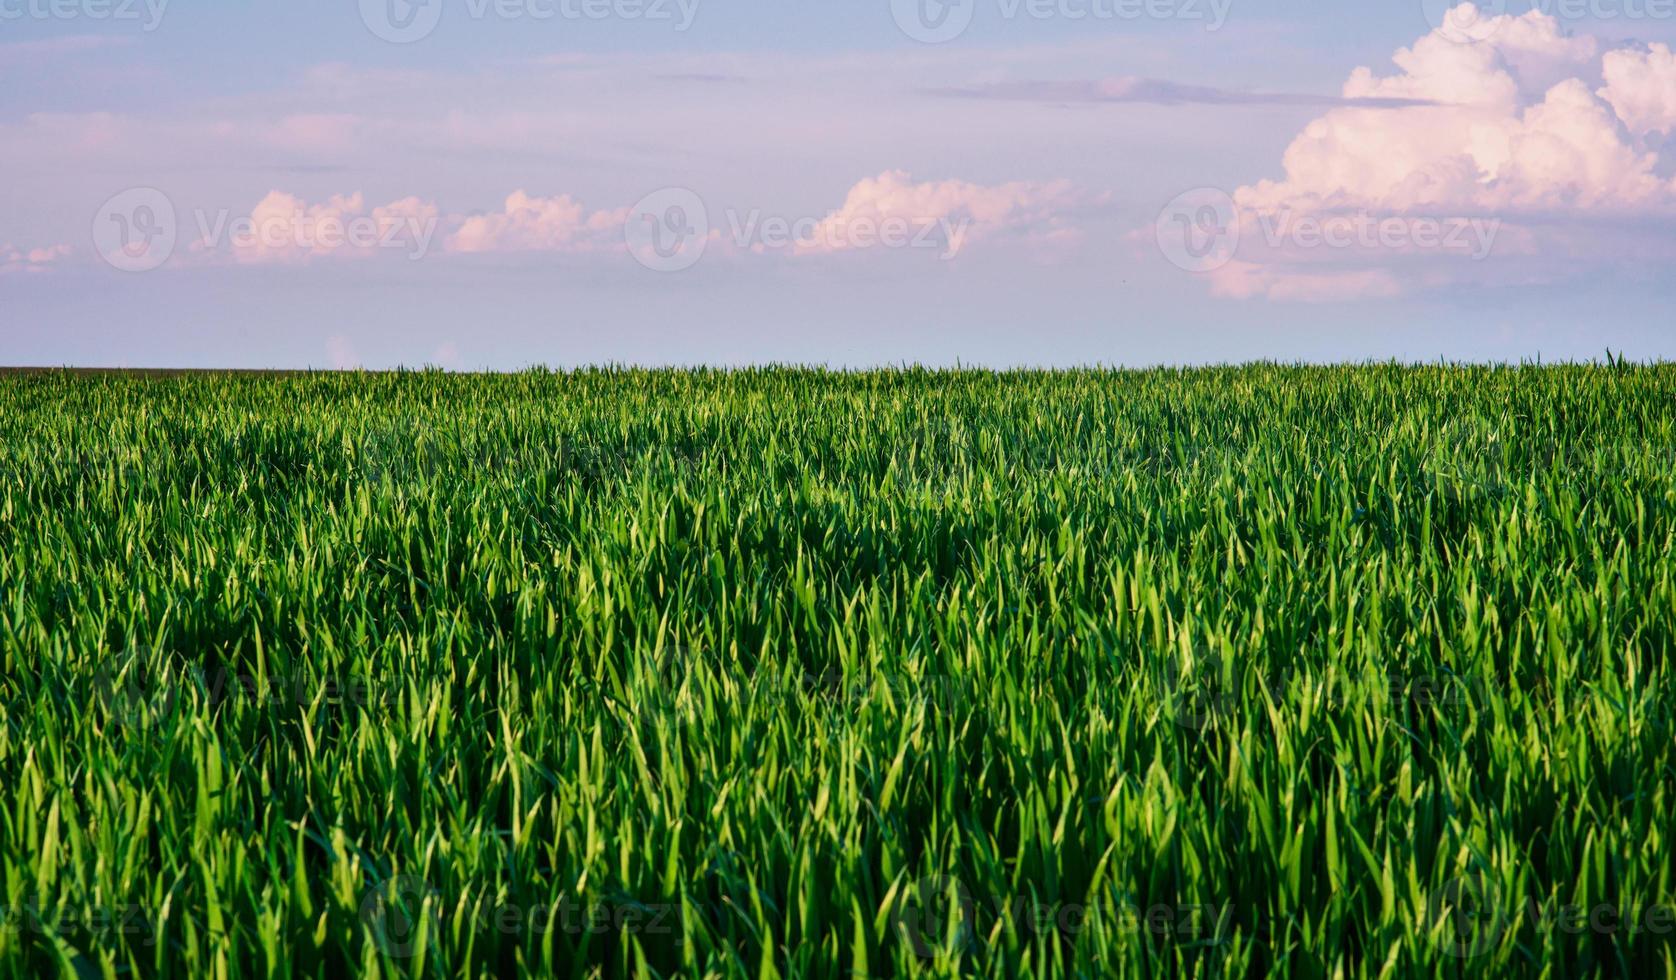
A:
[[2, 0, 1675, 369]]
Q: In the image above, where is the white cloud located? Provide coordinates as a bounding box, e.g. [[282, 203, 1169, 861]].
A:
[[202, 192, 440, 264], [1600, 43, 1676, 137], [446, 192, 628, 254], [134, 176, 1084, 273], [1190, 5, 1676, 301], [1343, 8, 1599, 108], [790, 171, 1090, 258]]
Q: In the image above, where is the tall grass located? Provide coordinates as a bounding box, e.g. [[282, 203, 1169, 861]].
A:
[[1, 365, 1673, 977]]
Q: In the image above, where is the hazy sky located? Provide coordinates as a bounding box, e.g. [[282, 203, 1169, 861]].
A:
[[3, 1, 1675, 368]]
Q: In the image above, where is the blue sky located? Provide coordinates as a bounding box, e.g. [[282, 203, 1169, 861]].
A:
[[3, 1, 1675, 368]]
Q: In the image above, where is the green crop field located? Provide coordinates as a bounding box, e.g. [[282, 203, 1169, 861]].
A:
[[2, 365, 1674, 978]]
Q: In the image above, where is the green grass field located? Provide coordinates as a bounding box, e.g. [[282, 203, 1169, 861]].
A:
[[2, 365, 1674, 978]]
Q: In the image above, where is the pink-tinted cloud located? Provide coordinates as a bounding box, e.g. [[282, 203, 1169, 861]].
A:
[[436, 174, 1090, 263], [1208, 261, 1403, 303], [446, 192, 628, 254], [169, 176, 1085, 271], [430, 342, 464, 370], [326, 335, 361, 370], [201, 192, 440, 264], [1342, 8, 1600, 107], [1242, 10, 1669, 215], [1600, 43, 1676, 137], [1, 243, 72, 275], [1180, 6, 1676, 301], [791, 171, 1089, 258]]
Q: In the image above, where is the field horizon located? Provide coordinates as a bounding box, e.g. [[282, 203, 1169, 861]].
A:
[[0, 357, 1663, 377]]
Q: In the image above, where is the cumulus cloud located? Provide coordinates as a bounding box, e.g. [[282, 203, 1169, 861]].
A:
[[146, 175, 1083, 273], [1179, 5, 1676, 301], [789, 171, 1090, 258], [440, 175, 1088, 262], [200, 191, 440, 264], [446, 191, 628, 254], [1, 243, 72, 275], [1600, 43, 1676, 137], [187, 189, 627, 264], [1341, 9, 1600, 108], [1242, 9, 1668, 214]]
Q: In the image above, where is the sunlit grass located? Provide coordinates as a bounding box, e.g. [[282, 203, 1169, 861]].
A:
[[1, 364, 1673, 977]]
